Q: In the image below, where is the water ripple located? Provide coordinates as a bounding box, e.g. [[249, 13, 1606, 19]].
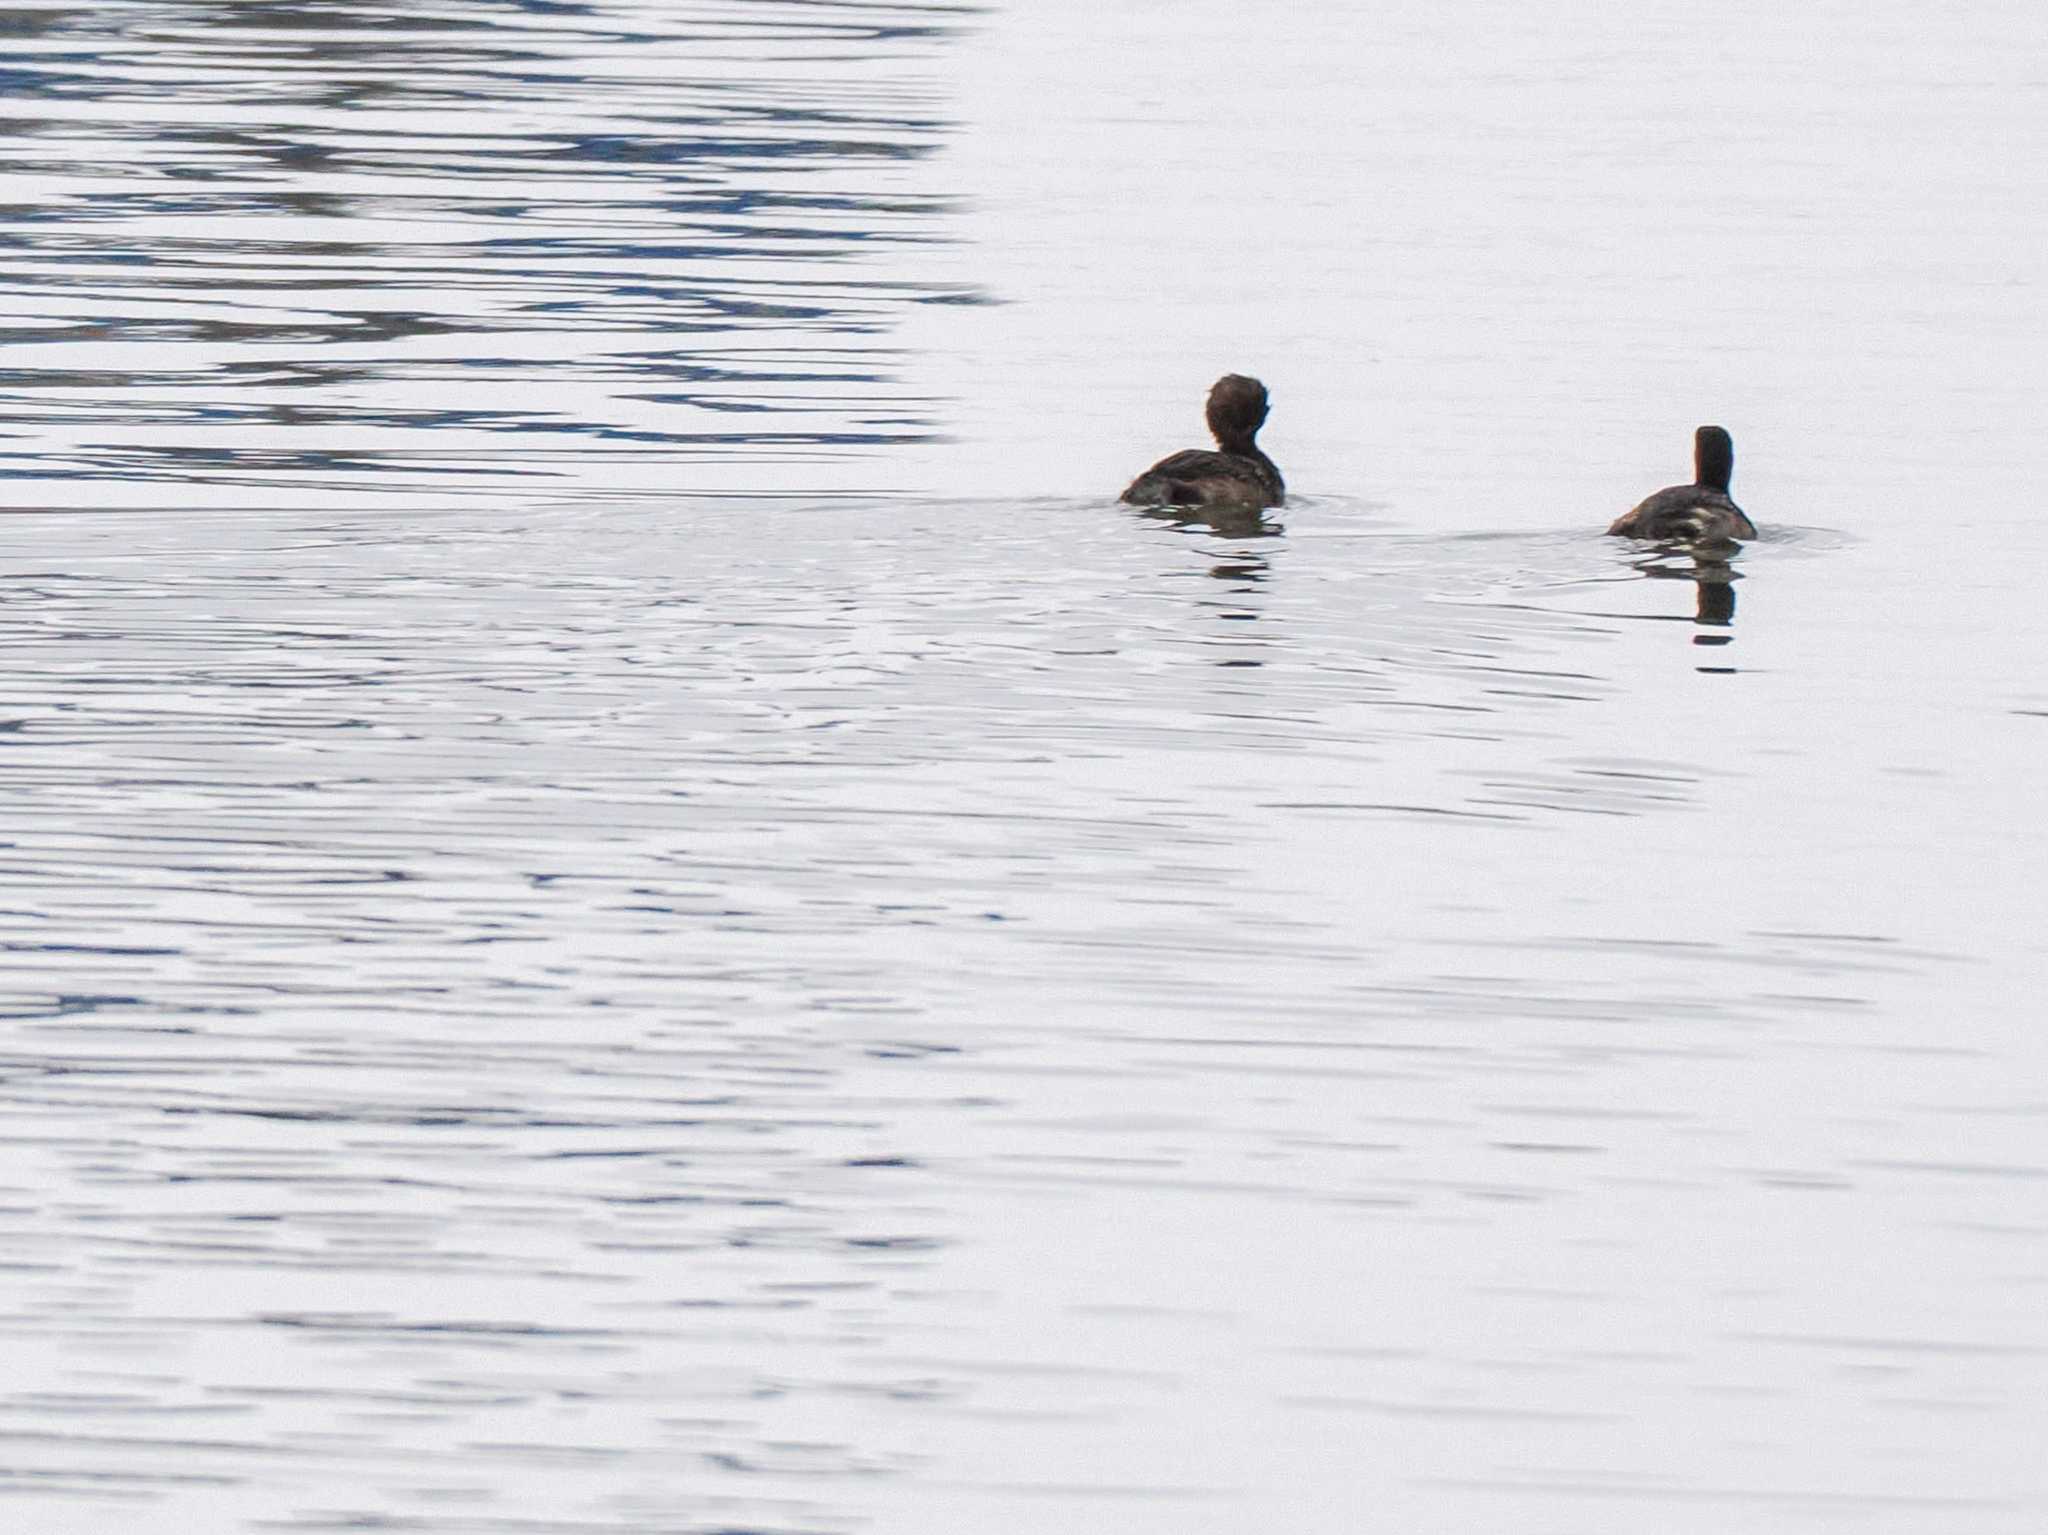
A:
[[0, 0, 980, 508]]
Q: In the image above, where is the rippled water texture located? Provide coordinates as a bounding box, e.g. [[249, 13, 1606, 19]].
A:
[[0, 0, 974, 507], [3, 2, 2047, 1532]]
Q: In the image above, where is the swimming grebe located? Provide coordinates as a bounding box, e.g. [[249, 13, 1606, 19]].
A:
[[1607, 425, 1756, 542], [1120, 374, 1284, 510]]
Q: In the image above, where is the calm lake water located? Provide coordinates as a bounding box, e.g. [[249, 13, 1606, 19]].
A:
[[3, 2, 2045, 1531]]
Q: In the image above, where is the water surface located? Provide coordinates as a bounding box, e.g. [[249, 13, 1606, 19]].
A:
[[2, 2, 2045, 1532]]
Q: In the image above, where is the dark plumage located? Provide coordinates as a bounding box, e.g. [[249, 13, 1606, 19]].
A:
[[1608, 425, 1756, 543], [1120, 374, 1284, 510]]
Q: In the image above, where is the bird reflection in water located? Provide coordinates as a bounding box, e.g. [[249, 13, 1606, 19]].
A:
[[1133, 503, 1278, 662], [1632, 547, 1740, 652], [1134, 500, 1280, 542]]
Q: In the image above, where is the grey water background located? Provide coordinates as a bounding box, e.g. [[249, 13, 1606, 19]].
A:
[[2, 1, 2045, 1531]]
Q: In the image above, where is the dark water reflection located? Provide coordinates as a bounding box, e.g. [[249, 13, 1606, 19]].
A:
[[0, 0, 979, 507], [1626, 547, 1742, 644], [1133, 504, 1280, 644]]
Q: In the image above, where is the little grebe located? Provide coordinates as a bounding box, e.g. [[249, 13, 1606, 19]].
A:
[[1120, 374, 1284, 510], [1608, 425, 1756, 543]]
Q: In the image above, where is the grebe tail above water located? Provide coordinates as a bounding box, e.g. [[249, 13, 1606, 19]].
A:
[[1608, 425, 1757, 543], [1120, 373, 1285, 511]]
